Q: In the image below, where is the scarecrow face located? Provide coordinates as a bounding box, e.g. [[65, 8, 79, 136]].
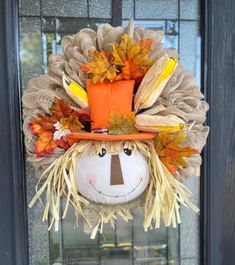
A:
[[75, 144, 150, 204]]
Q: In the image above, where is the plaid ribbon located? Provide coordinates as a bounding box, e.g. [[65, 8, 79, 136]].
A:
[[91, 128, 109, 134]]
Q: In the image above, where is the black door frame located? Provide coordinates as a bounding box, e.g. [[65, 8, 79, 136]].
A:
[[1, 0, 235, 265], [0, 1, 28, 265], [200, 0, 235, 264]]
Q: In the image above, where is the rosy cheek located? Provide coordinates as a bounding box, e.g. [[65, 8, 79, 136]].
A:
[[88, 176, 97, 186], [134, 175, 142, 182], [136, 174, 149, 183]]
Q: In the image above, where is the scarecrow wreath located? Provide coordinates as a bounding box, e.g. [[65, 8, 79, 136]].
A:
[[23, 21, 209, 238]]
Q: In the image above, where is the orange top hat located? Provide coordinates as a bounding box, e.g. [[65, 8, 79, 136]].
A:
[[67, 79, 155, 145]]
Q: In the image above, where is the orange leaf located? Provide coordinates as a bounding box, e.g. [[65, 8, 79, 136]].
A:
[[35, 131, 58, 157], [139, 38, 154, 49], [29, 115, 57, 135], [112, 34, 154, 82], [155, 131, 198, 174], [80, 50, 118, 84], [50, 97, 73, 118], [116, 59, 150, 82], [29, 121, 42, 135]]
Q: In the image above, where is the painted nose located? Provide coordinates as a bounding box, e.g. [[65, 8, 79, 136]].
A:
[[110, 154, 124, 185]]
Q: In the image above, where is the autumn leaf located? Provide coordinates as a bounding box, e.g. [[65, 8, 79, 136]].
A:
[[50, 97, 73, 118], [29, 97, 90, 157], [112, 35, 134, 66], [57, 138, 70, 150], [29, 114, 61, 156], [115, 59, 149, 81], [155, 131, 198, 174], [29, 115, 57, 135], [76, 107, 91, 123], [107, 111, 139, 135], [60, 113, 84, 132], [139, 38, 154, 49], [80, 50, 118, 84], [35, 131, 70, 157], [35, 131, 58, 157], [80, 35, 154, 84], [112, 34, 154, 82]]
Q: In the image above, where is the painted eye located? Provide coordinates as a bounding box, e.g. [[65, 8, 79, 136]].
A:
[[124, 148, 132, 156], [98, 148, 106, 157]]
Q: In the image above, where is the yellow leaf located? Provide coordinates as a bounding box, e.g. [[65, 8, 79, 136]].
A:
[[80, 50, 118, 84], [60, 113, 84, 132], [112, 45, 125, 66], [108, 111, 139, 135]]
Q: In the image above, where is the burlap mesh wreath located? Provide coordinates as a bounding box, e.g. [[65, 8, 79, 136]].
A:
[[22, 21, 209, 237]]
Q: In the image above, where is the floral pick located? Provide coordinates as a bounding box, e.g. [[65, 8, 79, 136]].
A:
[[29, 97, 89, 157], [80, 34, 154, 84], [112, 34, 154, 82], [155, 131, 198, 174]]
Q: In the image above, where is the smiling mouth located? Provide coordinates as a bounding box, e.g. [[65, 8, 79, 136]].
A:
[[89, 178, 143, 198]]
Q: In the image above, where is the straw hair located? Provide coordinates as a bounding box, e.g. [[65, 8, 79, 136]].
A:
[[29, 139, 199, 238]]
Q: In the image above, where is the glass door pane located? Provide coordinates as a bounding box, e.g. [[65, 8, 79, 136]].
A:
[[19, 1, 201, 264]]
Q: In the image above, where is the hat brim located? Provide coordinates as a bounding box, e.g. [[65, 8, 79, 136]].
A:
[[67, 132, 156, 145]]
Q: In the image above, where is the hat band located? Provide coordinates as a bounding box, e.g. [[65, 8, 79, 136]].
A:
[[91, 128, 109, 134]]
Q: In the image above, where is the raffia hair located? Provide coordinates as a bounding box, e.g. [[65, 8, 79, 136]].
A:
[[29, 139, 198, 238]]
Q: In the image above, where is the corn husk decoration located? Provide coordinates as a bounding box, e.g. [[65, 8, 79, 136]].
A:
[[134, 54, 182, 133], [62, 73, 88, 108], [134, 54, 178, 112], [136, 114, 184, 132]]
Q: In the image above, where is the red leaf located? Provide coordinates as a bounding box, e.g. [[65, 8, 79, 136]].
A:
[[50, 97, 73, 118], [76, 107, 91, 122], [57, 138, 70, 150]]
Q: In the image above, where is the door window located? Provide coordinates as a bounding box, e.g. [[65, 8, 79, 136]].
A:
[[19, 1, 201, 264]]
